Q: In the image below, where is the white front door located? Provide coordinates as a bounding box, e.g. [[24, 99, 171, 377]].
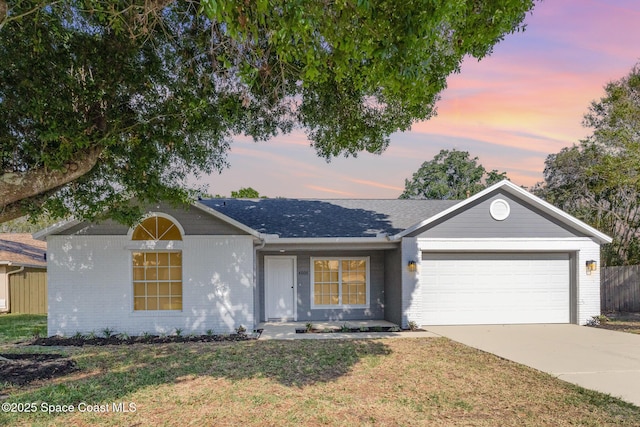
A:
[[265, 256, 297, 321]]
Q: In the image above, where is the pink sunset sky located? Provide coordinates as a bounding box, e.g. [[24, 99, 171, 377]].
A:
[[202, 0, 640, 199]]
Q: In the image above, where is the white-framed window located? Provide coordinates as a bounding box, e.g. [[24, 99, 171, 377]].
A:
[[311, 257, 369, 309], [131, 215, 183, 311]]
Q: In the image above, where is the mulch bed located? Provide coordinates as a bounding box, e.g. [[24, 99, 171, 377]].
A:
[[30, 331, 261, 347], [0, 331, 262, 388], [0, 353, 78, 386]]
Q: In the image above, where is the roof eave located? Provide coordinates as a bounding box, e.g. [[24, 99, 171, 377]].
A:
[[0, 261, 46, 268], [262, 236, 398, 250], [33, 219, 82, 240]]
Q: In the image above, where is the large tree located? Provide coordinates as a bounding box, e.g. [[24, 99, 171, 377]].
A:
[[0, 0, 536, 224], [535, 63, 640, 265], [400, 149, 508, 199], [230, 187, 262, 198]]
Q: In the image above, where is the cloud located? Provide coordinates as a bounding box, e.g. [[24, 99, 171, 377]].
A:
[[195, 0, 640, 197], [306, 185, 355, 197], [349, 179, 404, 192]]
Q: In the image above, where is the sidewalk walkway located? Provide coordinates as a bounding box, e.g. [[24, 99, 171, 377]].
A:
[[257, 320, 438, 340]]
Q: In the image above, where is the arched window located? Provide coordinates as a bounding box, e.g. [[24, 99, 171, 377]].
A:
[[131, 216, 182, 241], [132, 216, 182, 311]]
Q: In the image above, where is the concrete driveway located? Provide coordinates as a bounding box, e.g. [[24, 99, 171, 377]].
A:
[[425, 324, 640, 407]]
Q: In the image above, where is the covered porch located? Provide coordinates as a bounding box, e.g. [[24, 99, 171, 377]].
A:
[[257, 319, 410, 340], [257, 246, 402, 325]]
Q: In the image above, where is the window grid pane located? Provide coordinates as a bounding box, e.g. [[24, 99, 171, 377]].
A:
[[313, 258, 366, 307], [313, 260, 340, 306], [132, 251, 182, 311]]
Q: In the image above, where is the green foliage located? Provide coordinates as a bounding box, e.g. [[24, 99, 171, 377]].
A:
[[230, 187, 262, 198], [201, 0, 536, 158], [536, 63, 640, 265], [1, 0, 536, 224], [595, 314, 610, 325], [400, 149, 508, 200], [0, 215, 59, 233]]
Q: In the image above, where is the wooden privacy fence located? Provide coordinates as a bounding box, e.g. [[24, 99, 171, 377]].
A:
[[601, 266, 640, 312], [9, 267, 47, 314]]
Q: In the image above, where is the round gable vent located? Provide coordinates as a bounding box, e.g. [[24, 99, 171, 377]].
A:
[[490, 199, 510, 221]]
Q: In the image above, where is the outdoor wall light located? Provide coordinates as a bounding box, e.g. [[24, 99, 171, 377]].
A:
[[586, 260, 597, 275], [407, 260, 417, 272]]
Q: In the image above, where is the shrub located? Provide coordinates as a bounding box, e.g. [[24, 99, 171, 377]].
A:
[[586, 314, 610, 326]]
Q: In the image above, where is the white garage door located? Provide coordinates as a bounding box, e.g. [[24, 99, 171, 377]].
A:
[[419, 253, 570, 325]]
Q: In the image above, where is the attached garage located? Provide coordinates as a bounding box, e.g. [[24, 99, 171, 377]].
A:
[[418, 252, 572, 325], [399, 181, 612, 327]]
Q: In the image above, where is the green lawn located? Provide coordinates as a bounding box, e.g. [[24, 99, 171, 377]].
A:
[[0, 313, 46, 344], [1, 337, 639, 426], [1, 315, 639, 425]]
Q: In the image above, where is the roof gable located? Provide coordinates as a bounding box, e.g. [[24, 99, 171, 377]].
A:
[[34, 202, 257, 239], [396, 180, 613, 244]]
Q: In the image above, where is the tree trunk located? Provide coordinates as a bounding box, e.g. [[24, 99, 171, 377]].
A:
[[0, 1, 7, 24]]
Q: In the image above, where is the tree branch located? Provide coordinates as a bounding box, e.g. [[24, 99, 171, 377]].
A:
[[0, 146, 103, 214], [0, 186, 67, 224], [0, 1, 62, 32]]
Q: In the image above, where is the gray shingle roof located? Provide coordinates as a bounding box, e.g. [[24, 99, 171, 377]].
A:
[[199, 199, 459, 238]]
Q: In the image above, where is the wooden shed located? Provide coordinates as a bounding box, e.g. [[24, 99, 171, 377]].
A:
[[0, 234, 47, 314]]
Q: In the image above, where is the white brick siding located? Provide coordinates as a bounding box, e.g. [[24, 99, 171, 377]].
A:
[[47, 235, 254, 336], [576, 239, 602, 325]]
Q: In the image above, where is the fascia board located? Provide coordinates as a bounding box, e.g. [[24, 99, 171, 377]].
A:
[[32, 219, 82, 240], [497, 181, 613, 244]]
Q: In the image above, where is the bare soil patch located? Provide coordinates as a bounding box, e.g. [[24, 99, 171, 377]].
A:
[[1, 333, 260, 388], [594, 312, 640, 334], [0, 353, 78, 386]]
